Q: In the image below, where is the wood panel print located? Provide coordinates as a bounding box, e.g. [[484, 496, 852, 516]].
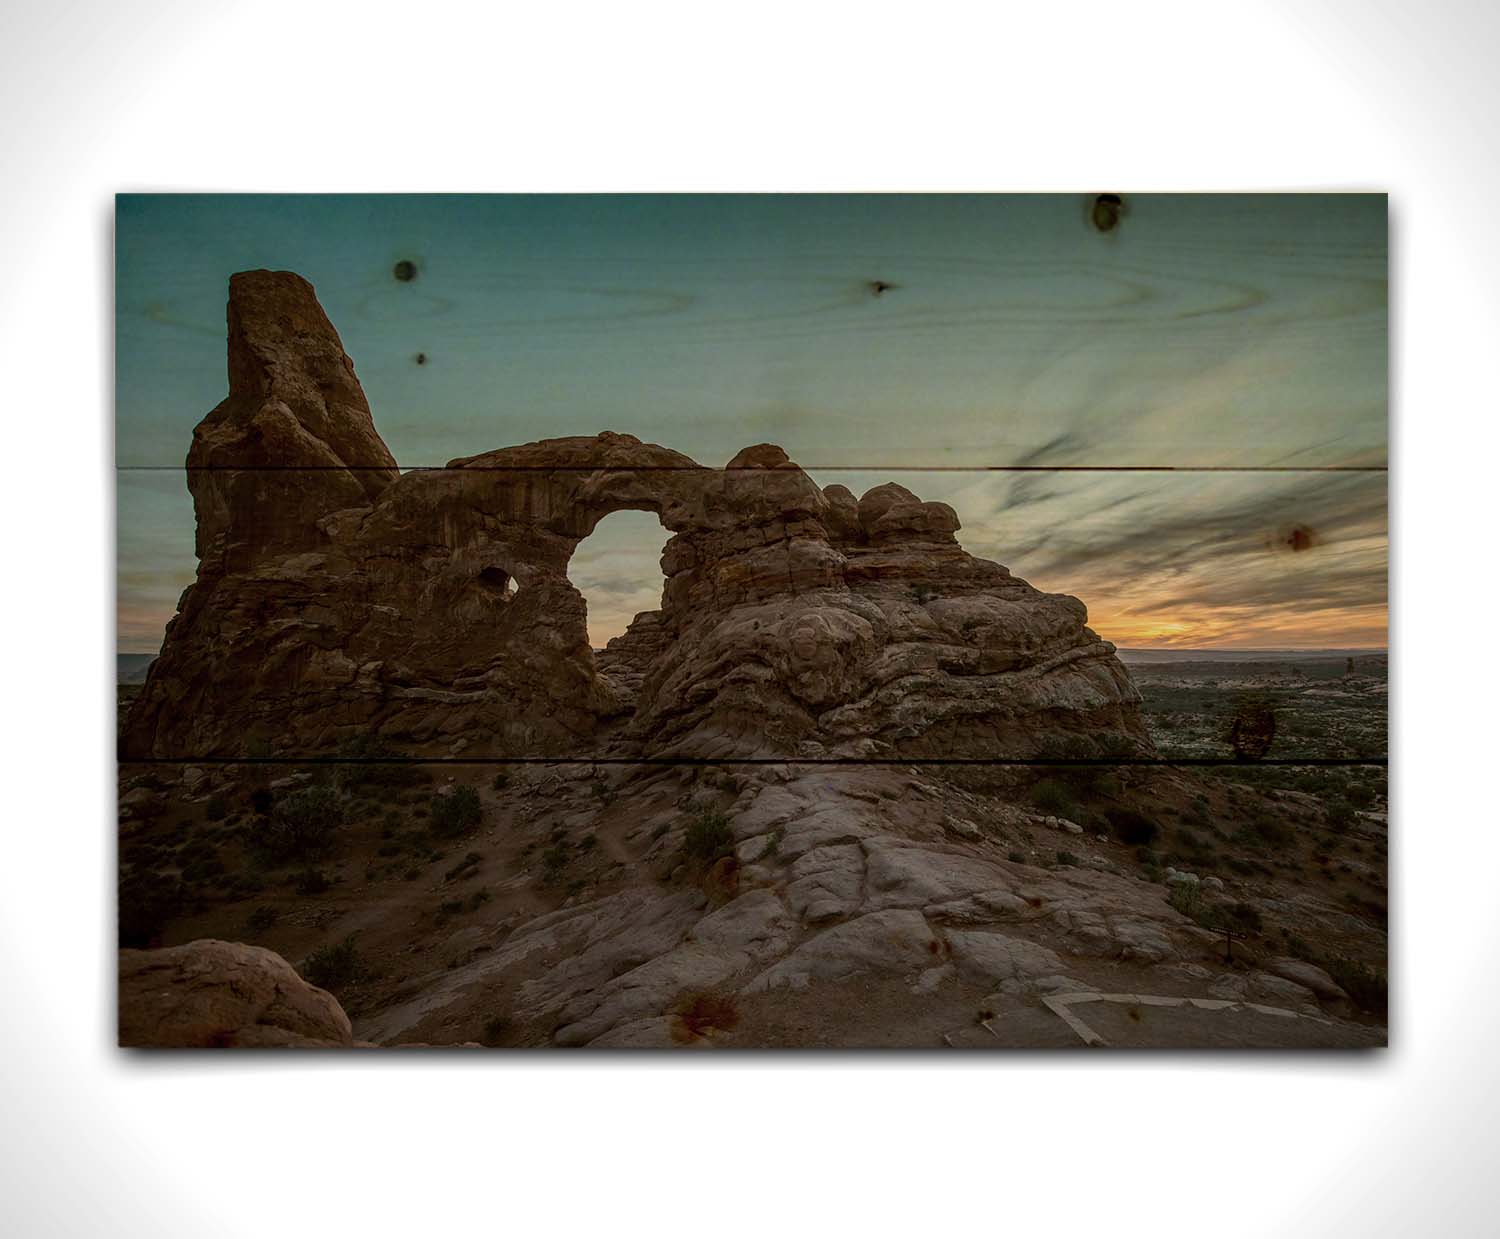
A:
[[116, 195, 1387, 1048]]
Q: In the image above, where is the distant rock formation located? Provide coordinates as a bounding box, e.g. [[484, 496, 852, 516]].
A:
[[123, 270, 1149, 762]]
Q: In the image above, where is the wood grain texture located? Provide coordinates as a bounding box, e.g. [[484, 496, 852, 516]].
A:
[[116, 193, 1386, 469]]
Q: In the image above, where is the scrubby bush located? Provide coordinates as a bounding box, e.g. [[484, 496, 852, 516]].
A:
[[301, 935, 368, 993], [430, 785, 482, 838], [256, 785, 344, 863], [682, 808, 735, 865], [540, 841, 571, 885], [1322, 959, 1388, 1015], [1168, 881, 1209, 924], [243, 905, 279, 935], [1248, 816, 1293, 846], [1106, 807, 1160, 847], [294, 868, 333, 896], [1031, 778, 1080, 820], [1285, 935, 1388, 1015], [1181, 802, 1211, 827]]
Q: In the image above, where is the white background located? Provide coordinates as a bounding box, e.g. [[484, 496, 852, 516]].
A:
[[0, 1, 1494, 1235]]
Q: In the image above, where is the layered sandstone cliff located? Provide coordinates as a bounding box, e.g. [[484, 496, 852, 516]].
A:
[[123, 270, 1149, 762]]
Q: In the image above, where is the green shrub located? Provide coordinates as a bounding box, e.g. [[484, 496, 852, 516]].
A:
[[257, 786, 344, 863], [1056, 850, 1078, 867], [1325, 959, 1388, 1015], [294, 868, 333, 896], [1168, 881, 1218, 928], [301, 935, 368, 994], [1008, 850, 1027, 864], [755, 829, 784, 862], [1031, 778, 1080, 820], [1286, 938, 1388, 1016], [682, 808, 735, 865], [225, 872, 265, 897], [1249, 816, 1293, 846], [243, 905, 279, 935], [1107, 808, 1160, 847], [541, 841, 571, 885], [430, 785, 482, 838]]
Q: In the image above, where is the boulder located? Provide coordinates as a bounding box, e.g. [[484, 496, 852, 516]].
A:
[[1264, 957, 1352, 1005], [118, 939, 354, 1048]]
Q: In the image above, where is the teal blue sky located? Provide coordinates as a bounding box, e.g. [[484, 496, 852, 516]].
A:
[[116, 194, 1387, 652]]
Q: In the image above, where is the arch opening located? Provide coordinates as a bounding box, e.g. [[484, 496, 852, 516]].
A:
[[567, 509, 671, 651], [476, 565, 520, 599]]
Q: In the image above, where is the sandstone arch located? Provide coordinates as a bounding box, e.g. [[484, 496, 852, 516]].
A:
[[123, 270, 1151, 763]]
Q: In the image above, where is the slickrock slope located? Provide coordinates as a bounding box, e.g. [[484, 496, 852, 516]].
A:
[[118, 758, 1383, 1048], [123, 270, 1147, 763]]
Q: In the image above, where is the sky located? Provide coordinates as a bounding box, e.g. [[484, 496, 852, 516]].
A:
[[115, 194, 1387, 652]]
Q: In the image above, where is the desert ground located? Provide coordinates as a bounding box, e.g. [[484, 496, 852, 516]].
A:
[[117, 651, 1386, 1049]]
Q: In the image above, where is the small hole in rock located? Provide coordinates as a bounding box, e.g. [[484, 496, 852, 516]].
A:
[[393, 259, 419, 282], [477, 566, 519, 599], [414, 352, 428, 366]]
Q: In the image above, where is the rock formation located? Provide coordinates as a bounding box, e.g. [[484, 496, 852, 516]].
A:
[[118, 939, 355, 1048], [123, 270, 1149, 762]]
